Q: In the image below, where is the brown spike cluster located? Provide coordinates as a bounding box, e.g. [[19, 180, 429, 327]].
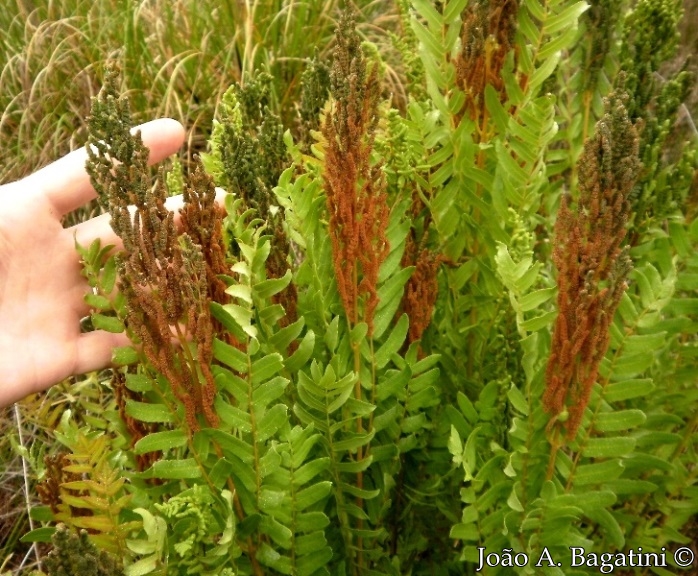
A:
[[119, 175, 220, 432], [37, 453, 74, 515], [322, 10, 389, 335], [544, 90, 640, 439], [37, 453, 98, 525], [86, 68, 222, 432], [456, 0, 519, 127], [400, 234, 441, 347], [180, 164, 234, 332]]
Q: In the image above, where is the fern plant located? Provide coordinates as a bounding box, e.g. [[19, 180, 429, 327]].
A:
[[24, 2, 698, 575]]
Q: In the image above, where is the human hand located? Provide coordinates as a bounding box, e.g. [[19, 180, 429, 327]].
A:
[[0, 119, 186, 407]]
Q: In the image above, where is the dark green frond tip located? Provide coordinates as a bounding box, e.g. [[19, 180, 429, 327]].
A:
[[582, 81, 641, 200], [331, 9, 365, 110], [300, 48, 331, 137], [43, 524, 124, 576], [623, 0, 682, 68], [657, 69, 694, 122], [85, 63, 150, 215], [209, 73, 290, 215], [234, 71, 274, 130]]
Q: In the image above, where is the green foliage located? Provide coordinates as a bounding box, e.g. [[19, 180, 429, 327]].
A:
[[202, 73, 290, 216], [298, 51, 332, 149], [27, 2, 698, 575], [619, 0, 696, 234]]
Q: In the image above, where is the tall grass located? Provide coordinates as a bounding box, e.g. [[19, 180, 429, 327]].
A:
[[0, 0, 359, 186]]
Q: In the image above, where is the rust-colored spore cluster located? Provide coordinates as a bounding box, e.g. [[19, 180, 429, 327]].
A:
[[86, 68, 225, 433], [456, 0, 520, 126], [180, 165, 231, 322], [400, 235, 441, 347], [322, 11, 389, 335], [37, 453, 77, 516], [544, 91, 640, 439], [119, 171, 219, 432]]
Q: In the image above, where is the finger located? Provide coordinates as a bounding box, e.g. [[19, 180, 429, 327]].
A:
[[70, 187, 229, 248], [74, 330, 131, 377], [25, 118, 186, 217]]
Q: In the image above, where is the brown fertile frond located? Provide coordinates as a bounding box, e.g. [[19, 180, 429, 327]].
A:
[[544, 90, 640, 440], [36, 453, 70, 515], [456, 0, 520, 128], [322, 10, 390, 335], [36, 453, 96, 526], [400, 234, 441, 348], [86, 68, 220, 432], [115, 175, 218, 431], [180, 161, 230, 309]]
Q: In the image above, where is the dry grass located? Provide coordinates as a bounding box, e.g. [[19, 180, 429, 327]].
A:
[[0, 0, 361, 186], [0, 401, 53, 574]]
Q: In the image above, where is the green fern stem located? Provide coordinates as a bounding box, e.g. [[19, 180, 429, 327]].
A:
[[521, 380, 537, 506], [349, 261, 367, 572], [561, 340, 638, 497], [244, 350, 267, 576], [561, 376, 614, 492], [138, 336, 260, 569], [368, 339, 378, 439], [352, 336, 365, 573], [325, 397, 357, 572], [670, 409, 698, 463], [545, 427, 564, 482]]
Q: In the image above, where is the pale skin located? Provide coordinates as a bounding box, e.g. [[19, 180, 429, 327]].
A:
[[0, 118, 187, 407]]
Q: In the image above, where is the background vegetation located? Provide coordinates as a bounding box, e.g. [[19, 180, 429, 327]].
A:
[[1, 0, 697, 574]]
